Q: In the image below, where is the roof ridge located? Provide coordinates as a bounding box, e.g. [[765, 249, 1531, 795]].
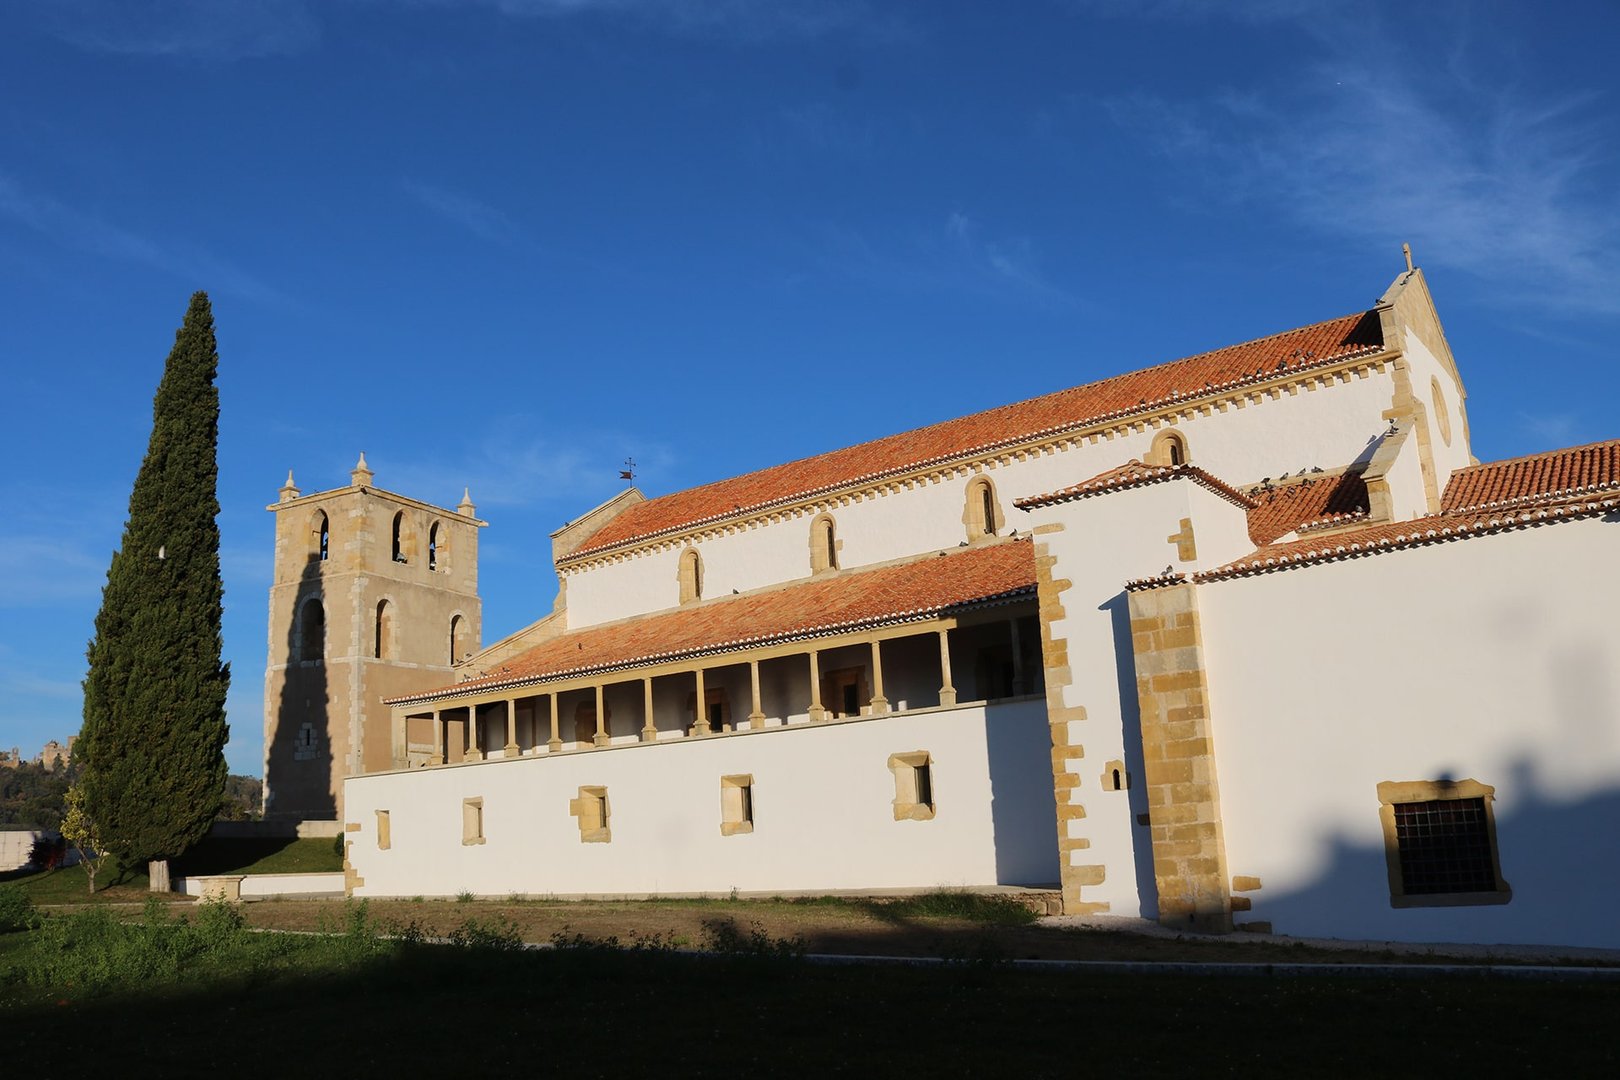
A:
[[564, 309, 1380, 561]]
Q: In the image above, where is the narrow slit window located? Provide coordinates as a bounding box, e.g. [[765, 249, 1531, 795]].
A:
[[428, 522, 440, 572], [570, 786, 611, 843], [721, 774, 755, 836], [888, 751, 936, 821], [461, 798, 484, 845]]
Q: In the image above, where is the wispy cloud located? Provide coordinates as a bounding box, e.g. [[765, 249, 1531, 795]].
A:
[[0, 539, 106, 610], [32, 0, 895, 59], [0, 172, 292, 306], [410, 0, 900, 42], [400, 179, 520, 245], [816, 211, 1073, 309], [1090, 8, 1620, 316], [354, 424, 675, 514], [37, 0, 321, 60]]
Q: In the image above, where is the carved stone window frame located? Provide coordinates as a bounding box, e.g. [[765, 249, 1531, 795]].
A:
[[888, 751, 936, 821], [1377, 778, 1510, 908]]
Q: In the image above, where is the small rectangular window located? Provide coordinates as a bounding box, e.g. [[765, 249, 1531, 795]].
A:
[[1377, 779, 1509, 907], [888, 751, 936, 821], [570, 786, 611, 843], [376, 809, 391, 850], [721, 774, 755, 836], [461, 797, 484, 846]]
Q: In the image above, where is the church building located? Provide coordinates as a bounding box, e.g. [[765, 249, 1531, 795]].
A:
[[265, 262, 1620, 949]]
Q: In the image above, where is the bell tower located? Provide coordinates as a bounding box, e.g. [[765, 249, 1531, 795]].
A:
[[263, 455, 485, 820]]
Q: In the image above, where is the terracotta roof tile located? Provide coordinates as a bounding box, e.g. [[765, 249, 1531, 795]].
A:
[[391, 540, 1037, 705], [1244, 472, 1371, 545], [1014, 459, 1255, 512], [1442, 438, 1620, 513], [1199, 489, 1617, 583], [566, 310, 1385, 560]]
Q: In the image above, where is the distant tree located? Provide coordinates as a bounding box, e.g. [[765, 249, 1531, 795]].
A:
[[79, 292, 231, 884], [218, 775, 265, 821], [0, 761, 77, 829], [60, 784, 108, 894]]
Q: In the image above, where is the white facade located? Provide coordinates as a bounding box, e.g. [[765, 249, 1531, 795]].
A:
[[336, 265, 1620, 950], [1197, 516, 1620, 948], [348, 699, 1056, 897]]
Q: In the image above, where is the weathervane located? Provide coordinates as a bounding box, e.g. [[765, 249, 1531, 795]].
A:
[[619, 457, 636, 482]]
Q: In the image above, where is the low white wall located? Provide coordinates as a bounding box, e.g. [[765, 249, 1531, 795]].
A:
[[1199, 513, 1620, 947], [177, 872, 346, 898], [345, 699, 1058, 898], [0, 830, 50, 873]]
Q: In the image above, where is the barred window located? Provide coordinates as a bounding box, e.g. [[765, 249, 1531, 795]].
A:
[[1377, 779, 1510, 908], [1391, 797, 1495, 895]]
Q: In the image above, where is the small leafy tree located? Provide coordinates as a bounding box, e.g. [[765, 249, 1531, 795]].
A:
[[61, 784, 108, 895]]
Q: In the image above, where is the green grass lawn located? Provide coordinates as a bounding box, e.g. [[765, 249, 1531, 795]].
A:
[[0, 861, 153, 904], [0, 837, 340, 905], [1, 901, 1617, 1074], [173, 835, 342, 876]]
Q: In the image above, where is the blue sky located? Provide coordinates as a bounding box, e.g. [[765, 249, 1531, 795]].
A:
[[3, 0, 1617, 776]]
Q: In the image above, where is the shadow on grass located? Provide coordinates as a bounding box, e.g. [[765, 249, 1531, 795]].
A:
[[173, 836, 300, 876], [5, 931, 1618, 1074]]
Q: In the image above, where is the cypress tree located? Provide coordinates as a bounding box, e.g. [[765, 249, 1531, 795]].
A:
[[80, 292, 230, 873]]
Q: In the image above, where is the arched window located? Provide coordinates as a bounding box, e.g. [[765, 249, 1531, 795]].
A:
[[678, 548, 703, 604], [809, 514, 839, 574], [1149, 430, 1189, 467], [391, 512, 409, 564], [449, 614, 467, 665], [964, 476, 1002, 542], [310, 511, 329, 562], [374, 599, 393, 660], [298, 599, 325, 662], [428, 522, 441, 572]]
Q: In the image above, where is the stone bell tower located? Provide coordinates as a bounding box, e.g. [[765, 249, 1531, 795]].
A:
[[263, 455, 485, 820]]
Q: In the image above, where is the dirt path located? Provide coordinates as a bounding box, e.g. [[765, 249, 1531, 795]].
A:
[[227, 896, 1529, 965]]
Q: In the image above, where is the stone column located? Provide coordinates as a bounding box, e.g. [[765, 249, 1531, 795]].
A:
[[464, 705, 482, 762], [1010, 618, 1025, 696], [432, 708, 444, 765], [807, 649, 825, 723], [640, 678, 657, 743], [504, 698, 519, 757], [869, 639, 889, 714], [547, 694, 562, 753], [937, 629, 957, 708], [748, 660, 766, 729], [593, 684, 609, 747], [691, 668, 708, 736]]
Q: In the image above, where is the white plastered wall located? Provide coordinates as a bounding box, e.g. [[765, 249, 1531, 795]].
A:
[[1197, 513, 1620, 947], [346, 699, 1058, 897], [1402, 329, 1474, 484], [1019, 477, 1256, 916], [562, 373, 1399, 629]]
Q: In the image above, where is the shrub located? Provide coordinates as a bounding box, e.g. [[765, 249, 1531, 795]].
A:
[[448, 916, 523, 951], [0, 884, 38, 933], [29, 835, 67, 871], [700, 918, 804, 960]]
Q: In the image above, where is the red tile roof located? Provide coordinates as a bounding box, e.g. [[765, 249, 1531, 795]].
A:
[[1198, 492, 1617, 582], [1442, 438, 1620, 513], [1014, 460, 1256, 512], [390, 540, 1038, 705], [1245, 471, 1371, 545], [565, 310, 1386, 560]]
